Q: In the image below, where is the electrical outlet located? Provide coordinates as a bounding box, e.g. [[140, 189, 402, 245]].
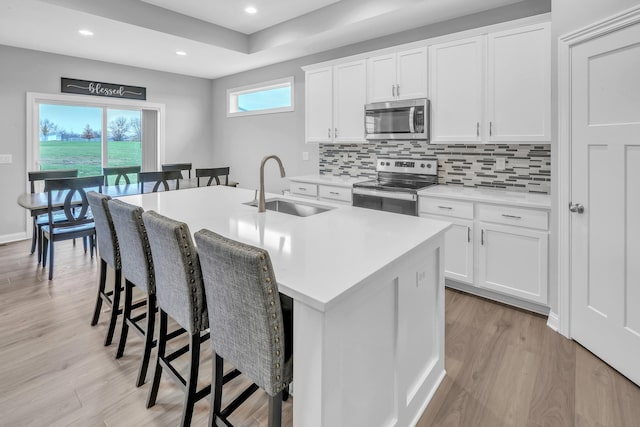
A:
[[495, 157, 506, 170], [0, 154, 12, 164], [302, 151, 309, 161]]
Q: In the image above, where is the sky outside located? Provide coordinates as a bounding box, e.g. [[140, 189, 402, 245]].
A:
[[40, 104, 140, 134], [238, 87, 290, 111]]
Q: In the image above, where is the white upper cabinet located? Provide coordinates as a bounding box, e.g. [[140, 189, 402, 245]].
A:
[[305, 60, 366, 143], [429, 37, 484, 143], [367, 47, 428, 103], [429, 22, 551, 144], [487, 23, 551, 142]]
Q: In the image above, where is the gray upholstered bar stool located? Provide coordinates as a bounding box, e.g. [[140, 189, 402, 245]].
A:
[[194, 229, 293, 427], [142, 210, 211, 427], [108, 199, 157, 387], [86, 192, 122, 346]]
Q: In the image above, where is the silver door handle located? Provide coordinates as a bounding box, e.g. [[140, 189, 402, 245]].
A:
[[334, 128, 338, 138], [569, 202, 584, 213], [437, 206, 453, 210], [298, 187, 307, 191], [329, 191, 339, 195], [481, 229, 484, 245], [396, 84, 400, 97], [327, 128, 331, 138], [392, 85, 396, 97], [467, 226, 471, 243], [501, 214, 521, 219], [476, 122, 480, 137], [489, 121, 493, 136]]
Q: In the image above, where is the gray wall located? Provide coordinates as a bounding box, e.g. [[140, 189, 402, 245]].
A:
[[211, 0, 552, 194], [0, 44, 213, 241], [547, 0, 638, 314]]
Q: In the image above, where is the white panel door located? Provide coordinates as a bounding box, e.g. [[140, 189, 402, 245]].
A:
[[429, 37, 484, 143], [487, 23, 551, 143], [305, 66, 333, 143], [367, 53, 396, 103], [333, 60, 366, 143], [570, 22, 640, 386], [396, 47, 428, 101], [477, 223, 548, 304], [421, 214, 473, 284]]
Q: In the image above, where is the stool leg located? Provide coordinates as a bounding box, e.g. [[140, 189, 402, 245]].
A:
[[147, 310, 167, 408], [209, 354, 224, 427], [48, 239, 55, 280], [30, 218, 37, 254], [116, 279, 133, 358], [268, 391, 283, 427], [136, 293, 156, 387], [91, 259, 107, 326], [180, 333, 201, 427], [104, 269, 122, 346]]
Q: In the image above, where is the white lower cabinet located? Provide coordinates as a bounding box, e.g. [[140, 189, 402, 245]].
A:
[[419, 195, 549, 308], [289, 180, 353, 204], [290, 181, 318, 198], [477, 222, 548, 304]]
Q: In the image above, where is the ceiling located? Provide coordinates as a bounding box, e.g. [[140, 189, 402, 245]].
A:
[[0, 0, 527, 79]]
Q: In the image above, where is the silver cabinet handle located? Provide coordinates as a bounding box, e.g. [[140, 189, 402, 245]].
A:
[[327, 128, 331, 138], [437, 206, 453, 210], [396, 84, 400, 97], [476, 122, 480, 137], [334, 128, 338, 138], [501, 214, 521, 219], [298, 187, 307, 191], [481, 229, 485, 245], [569, 202, 584, 214], [329, 191, 339, 195], [490, 121, 493, 136], [467, 226, 471, 243], [392, 85, 396, 97]]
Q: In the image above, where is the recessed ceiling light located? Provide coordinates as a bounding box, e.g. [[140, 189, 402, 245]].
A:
[[78, 29, 94, 36], [245, 6, 257, 14], [176, 51, 187, 56]]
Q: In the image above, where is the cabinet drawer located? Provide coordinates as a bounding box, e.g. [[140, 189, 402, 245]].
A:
[[419, 197, 474, 219], [290, 182, 318, 197], [318, 185, 352, 202], [477, 204, 548, 230]]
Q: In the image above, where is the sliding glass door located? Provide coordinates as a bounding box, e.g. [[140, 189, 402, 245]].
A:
[[38, 104, 143, 183]]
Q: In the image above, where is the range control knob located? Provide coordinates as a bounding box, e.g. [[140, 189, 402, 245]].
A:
[[420, 163, 426, 168], [426, 163, 432, 168], [386, 162, 390, 166], [380, 161, 384, 166]]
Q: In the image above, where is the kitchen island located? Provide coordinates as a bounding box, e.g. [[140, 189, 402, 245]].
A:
[[119, 186, 450, 427]]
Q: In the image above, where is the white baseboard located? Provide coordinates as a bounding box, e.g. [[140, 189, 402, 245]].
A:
[[0, 232, 27, 245], [546, 311, 560, 332]]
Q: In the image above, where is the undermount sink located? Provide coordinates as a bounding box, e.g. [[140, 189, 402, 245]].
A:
[[245, 198, 333, 217]]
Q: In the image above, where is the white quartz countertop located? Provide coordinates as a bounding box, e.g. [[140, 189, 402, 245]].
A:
[[287, 174, 370, 188], [418, 185, 551, 209], [119, 186, 450, 311]]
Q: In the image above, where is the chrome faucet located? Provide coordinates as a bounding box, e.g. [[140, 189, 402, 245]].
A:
[[259, 155, 286, 212]]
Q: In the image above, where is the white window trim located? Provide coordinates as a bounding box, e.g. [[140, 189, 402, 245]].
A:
[[226, 76, 294, 117]]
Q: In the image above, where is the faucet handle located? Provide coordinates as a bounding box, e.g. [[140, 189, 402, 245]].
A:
[[254, 189, 258, 201]]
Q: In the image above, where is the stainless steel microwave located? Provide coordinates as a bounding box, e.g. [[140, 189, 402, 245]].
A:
[[364, 98, 430, 141]]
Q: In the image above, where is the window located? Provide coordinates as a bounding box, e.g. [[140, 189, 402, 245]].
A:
[[227, 77, 294, 117]]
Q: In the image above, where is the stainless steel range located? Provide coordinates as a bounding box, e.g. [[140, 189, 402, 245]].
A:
[[352, 157, 438, 216]]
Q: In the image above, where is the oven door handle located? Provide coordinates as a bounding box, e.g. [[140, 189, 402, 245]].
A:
[[352, 188, 417, 201], [409, 106, 415, 133]]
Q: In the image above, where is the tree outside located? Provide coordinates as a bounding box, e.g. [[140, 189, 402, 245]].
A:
[[109, 116, 130, 141], [81, 124, 96, 141], [40, 119, 58, 140]]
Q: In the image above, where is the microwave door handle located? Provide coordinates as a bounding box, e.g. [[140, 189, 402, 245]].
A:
[[409, 106, 415, 133]]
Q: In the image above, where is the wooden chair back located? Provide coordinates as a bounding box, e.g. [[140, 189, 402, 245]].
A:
[[196, 167, 231, 187], [161, 163, 192, 179], [138, 170, 182, 193], [44, 175, 104, 229], [103, 166, 141, 185], [28, 169, 78, 193]]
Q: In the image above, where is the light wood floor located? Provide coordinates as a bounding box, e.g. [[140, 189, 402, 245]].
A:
[[1, 239, 639, 426]]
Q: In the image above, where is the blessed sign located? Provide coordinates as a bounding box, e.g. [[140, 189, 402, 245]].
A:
[[61, 77, 146, 100]]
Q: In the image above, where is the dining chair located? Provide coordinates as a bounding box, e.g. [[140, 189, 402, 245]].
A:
[[41, 175, 103, 280], [103, 165, 141, 186], [194, 229, 293, 427], [142, 210, 211, 427], [86, 192, 123, 347], [27, 169, 78, 259], [108, 199, 157, 387], [195, 167, 236, 187], [161, 162, 192, 179], [138, 170, 182, 193]]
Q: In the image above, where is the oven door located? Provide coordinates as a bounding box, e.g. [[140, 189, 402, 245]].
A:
[[352, 188, 418, 216]]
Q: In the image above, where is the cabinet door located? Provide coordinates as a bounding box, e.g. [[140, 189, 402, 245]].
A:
[[429, 37, 484, 144], [396, 47, 428, 101], [422, 214, 474, 284], [333, 60, 367, 143], [487, 23, 551, 142], [305, 66, 333, 143], [367, 53, 396, 103], [477, 223, 548, 304]]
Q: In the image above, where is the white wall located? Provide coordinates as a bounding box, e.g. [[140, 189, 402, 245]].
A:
[[0, 45, 213, 241], [548, 0, 639, 313], [211, 0, 552, 194]]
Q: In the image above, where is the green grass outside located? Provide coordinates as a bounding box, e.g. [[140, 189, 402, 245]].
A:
[[40, 140, 141, 184]]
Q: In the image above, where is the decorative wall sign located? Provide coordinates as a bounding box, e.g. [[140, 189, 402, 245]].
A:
[[61, 77, 146, 100]]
